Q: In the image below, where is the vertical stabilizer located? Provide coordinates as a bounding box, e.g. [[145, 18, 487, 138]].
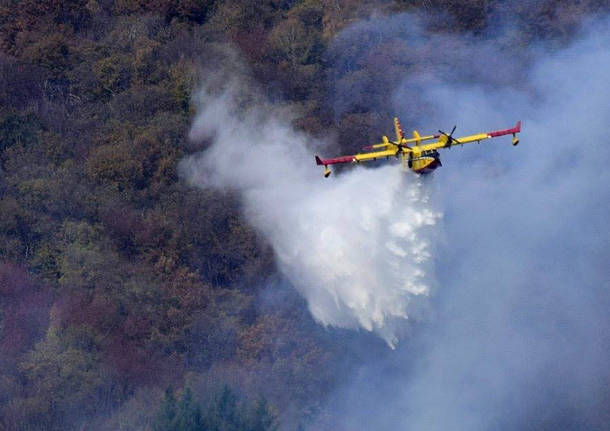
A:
[[394, 117, 404, 142]]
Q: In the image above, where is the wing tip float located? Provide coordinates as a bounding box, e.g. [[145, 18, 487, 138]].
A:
[[315, 154, 333, 177]]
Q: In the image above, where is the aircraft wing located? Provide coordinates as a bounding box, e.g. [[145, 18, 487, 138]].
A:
[[420, 121, 521, 151], [354, 148, 401, 162], [315, 148, 399, 167]]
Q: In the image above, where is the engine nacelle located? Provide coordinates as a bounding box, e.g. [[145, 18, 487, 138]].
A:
[[512, 133, 519, 146]]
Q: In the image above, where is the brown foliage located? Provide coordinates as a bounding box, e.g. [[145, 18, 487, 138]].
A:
[[0, 263, 51, 368], [0, 0, 602, 428]]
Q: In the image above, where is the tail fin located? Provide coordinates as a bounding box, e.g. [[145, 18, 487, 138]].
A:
[[394, 117, 404, 142]]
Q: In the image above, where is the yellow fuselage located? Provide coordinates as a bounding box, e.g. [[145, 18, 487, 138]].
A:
[[408, 148, 441, 174]]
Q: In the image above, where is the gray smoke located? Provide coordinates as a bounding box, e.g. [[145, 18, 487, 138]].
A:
[[181, 11, 610, 428], [181, 61, 441, 347], [320, 13, 610, 431]]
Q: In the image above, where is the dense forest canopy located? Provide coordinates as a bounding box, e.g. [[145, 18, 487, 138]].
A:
[[0, 0, 608, 429]]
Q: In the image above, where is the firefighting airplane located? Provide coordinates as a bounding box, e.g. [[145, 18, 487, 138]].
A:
[[315, 118, 521, 177]]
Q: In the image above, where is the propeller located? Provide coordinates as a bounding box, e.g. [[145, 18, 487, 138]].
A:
[[438, 126, 462, 147], [388, 139, 410, 155], [364, 136, 411, 155]]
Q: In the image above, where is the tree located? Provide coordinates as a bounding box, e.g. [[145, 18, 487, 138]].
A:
[[0, 263, 50, 369], [269, 17, 310, 69], [154, 387, 177, 431], [0, 110, 40, 153], [17, 328, 110, 429], [149, 0, 217, 23], [154, 387, 204, 431], [93, 55, 132, 97], [247, 398, 278, 431], [205, 385, 242, 431], [175, 388, 204, 431]]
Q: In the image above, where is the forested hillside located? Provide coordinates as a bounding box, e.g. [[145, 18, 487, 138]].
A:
[[0, 0, 606, 429]]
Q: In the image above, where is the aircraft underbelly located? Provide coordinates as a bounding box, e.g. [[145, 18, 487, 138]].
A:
[[412, 157, 441, 174]]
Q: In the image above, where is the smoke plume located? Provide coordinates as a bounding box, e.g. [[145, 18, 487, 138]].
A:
[[181, 64, 441, 346], [182, 10, 609, 428], [318, 13, 610, 431]]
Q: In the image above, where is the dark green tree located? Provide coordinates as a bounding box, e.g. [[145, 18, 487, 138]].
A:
[[154, 387, 204, 431], [247, 397, 278, 431], [205, 385, 242, 431], [0, 110, 40, 152], [175, 388, 204, 431], [154, 387, 178, 431]]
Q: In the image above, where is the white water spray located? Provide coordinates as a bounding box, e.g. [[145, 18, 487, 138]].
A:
[[181, 75, 441, 346]]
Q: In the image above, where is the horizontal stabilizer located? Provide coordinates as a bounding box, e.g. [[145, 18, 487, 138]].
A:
[[488, 121, 521, 137]]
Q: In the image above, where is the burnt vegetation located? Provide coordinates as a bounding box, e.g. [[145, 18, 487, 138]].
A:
[[0, 0, 606, 429]]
